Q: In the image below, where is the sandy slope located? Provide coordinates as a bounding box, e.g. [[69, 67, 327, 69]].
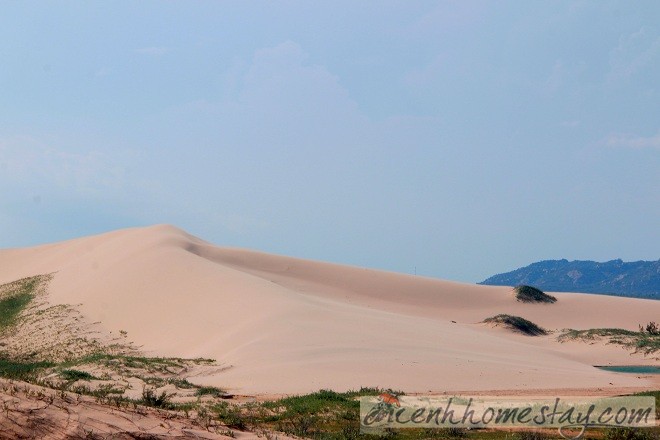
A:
[[0, 225, 657, 395]]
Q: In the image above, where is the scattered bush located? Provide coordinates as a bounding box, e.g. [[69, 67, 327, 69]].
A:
[[635, 336, 660, 354], [282, 413, 321, 437], [483, 314, 548, 336], [141, 387, 173, 409], [640, 322, 659, 336], [213, 401, 249, 430], [514, 285, 557, 303]]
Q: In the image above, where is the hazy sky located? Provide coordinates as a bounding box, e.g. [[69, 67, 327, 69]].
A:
[[1, 1, 658, 282]]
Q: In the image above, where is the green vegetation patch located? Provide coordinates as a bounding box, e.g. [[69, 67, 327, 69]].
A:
[[63, 352, 214, 374], [0, 348, 230, 413], [0, 275, 47, 329], [0, 275, 41, 298], [559, 328, 660, 355], [60, 369, 98, 382], [0, 357, 54, 381], [483, 314, 548, 336], [561, 328, 639, 338], [247, 388, 400, 438], [514, 285, 557, 303], [255, 389, 360, 437], [635, 337, 660, 355], [263, 388, 357, 417], [0, 292, 33, 329], [211, 388, 551, 440]]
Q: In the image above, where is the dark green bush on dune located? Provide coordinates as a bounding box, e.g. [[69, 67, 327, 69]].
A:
[[483, 314, 549, 336], [514, 285, 557, 303]]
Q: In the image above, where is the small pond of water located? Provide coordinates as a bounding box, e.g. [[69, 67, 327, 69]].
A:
[[596, 365, 660, 374]]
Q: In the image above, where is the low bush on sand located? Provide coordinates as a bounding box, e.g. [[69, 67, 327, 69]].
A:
[[514, 285, 557, 303], [483, 314, 548, 336]]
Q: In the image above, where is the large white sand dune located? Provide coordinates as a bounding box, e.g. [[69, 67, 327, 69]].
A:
[[0, 225, 657, 394]]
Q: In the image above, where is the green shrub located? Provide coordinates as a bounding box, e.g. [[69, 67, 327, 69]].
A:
[[483, 314, 548, 336], [514, 285, 557, 303], [141, 387, 173, 409], [640, 322, 659, 336]]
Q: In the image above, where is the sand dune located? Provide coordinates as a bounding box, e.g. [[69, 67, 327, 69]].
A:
[[0, 224, 657, 394]]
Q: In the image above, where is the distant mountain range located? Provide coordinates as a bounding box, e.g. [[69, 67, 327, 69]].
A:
[[479, 259, 659, 299]]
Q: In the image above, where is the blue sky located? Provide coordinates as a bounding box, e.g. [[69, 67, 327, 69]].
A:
[[1, 1, 658, 282]]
